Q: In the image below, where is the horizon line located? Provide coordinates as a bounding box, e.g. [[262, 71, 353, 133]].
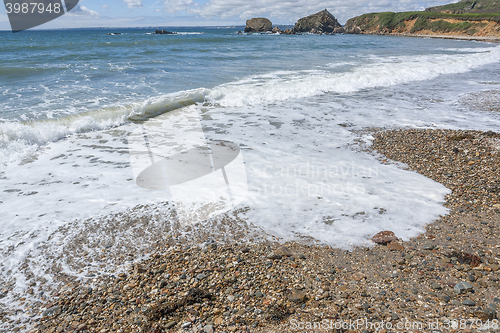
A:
[[0, 23, 299, 32]]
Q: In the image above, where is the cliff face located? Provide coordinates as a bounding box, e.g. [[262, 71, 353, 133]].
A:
[[344, 11, 500, 37], [426, 0, 500, 14]]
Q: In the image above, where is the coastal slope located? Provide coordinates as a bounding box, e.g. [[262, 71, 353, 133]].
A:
[[345, 6, 500, 37], [426, 0, 500, 14]]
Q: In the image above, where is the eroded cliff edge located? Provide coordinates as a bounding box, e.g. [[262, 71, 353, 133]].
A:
[[345, 4, 500, 38]]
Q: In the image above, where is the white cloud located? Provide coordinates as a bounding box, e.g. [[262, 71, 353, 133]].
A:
[[162, 0, 195, 14], [102, 4, 109, 9], [0, 0, 458, 30], [69, 5, 100, 17], [155, 8, 163, 12], [184, 0, 459, 24], [124, 0, 144, 8]]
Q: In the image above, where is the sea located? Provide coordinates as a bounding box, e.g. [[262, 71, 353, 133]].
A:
[[1, 27, 500, 321]]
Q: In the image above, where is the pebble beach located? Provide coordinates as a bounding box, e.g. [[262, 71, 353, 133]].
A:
[[16, 127, 499, 333]]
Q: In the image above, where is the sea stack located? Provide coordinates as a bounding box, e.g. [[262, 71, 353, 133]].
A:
[[244, 18, 273, 32], [294, 9, 344, 34]]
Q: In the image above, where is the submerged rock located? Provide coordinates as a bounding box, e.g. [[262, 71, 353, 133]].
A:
[[155, 30, 176, 35], [294, 9, 344, 34]]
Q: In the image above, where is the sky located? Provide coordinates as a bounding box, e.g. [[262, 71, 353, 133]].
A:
[[0, 0, 459, 30]]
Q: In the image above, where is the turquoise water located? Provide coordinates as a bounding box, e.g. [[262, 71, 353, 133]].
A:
[[1, 27, 495, 122]]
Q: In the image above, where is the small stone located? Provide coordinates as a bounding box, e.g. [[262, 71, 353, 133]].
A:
[[474, 308, 496, 320], [275, 246, 294, 257], [352, 272, 366, 281], [372, 231, 397, 245], [237, 309, 246, 315], [391, 313, 399, 320], [42, 306, 61, 317], [462, 299, 476, 306], [165, 321, 177, 329], [267, 253, 282, 260], [422, 243, 435, 250], [454, 281, 473, 294], [255, 291, 264, 298], [288, 289, 307, 303], [294, 253, 306, 259], [431, 282, 442, 290], [241, 247, 250, 253], [214, 317, 224, 325], [450, 300, 461, 306], [196, 273, 206, 280], [158, 280, 167, 289], [227, 295, 235, 302], [387, 242, 404, 251], [204, 325, 214, 333], [181, 322, 192, 329]]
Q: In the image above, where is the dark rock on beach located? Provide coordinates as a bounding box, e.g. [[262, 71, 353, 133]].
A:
[[294, 9, 344, 34], [244, 18, 272, 32], [372, 230, 398, 244]]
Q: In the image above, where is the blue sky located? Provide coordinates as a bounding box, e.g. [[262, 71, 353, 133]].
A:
[[1, 0, 458, 30]]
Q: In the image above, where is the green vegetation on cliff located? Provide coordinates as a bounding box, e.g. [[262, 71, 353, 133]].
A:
[[345, 11, 500, 34], [426, 0, 500, 14]]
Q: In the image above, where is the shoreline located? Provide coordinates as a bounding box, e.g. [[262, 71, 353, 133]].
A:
[[23, 128, 500, 333], [394, 33, 500, 43], [348, 31, 500, 43]]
